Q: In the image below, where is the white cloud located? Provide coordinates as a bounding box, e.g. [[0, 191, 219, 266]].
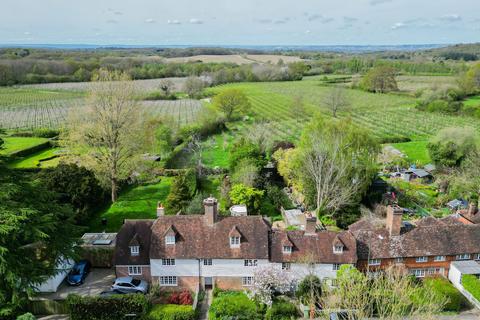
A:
[[189, 18, 203, 24], [23, 31, 31, 35], [391, 22, 406, 29], [114, 11, 123, 16], [106, 19, 118, 24], [305, 30, 311, 34], [307, 14, 334, 24], [145, 18, 156, 24], [439, 14, 462, 22], [167, 19, 181, 25]]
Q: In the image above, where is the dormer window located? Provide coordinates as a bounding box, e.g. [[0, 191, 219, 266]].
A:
[[230, 236, 241, 248], [165, 235, 176, 245], [130, 245, 139, 256], [283, 245, 292, 254], [333, 245, 344, 254]]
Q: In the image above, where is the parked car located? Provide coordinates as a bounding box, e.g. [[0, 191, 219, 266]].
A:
[[112, 277, 148, 294], [99, 289, 127, 297], [66, 260, 91, 286]]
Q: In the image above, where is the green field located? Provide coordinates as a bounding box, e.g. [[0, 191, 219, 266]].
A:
[[209, 78, 480, 142], [390, 141, 431, 165], [7, 147, 63, 169], [89, 177, 174, 232], [0, 136, 49, 155], [0, 87, 84, 108]]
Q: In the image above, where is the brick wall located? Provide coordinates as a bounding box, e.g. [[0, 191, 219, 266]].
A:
[[116, 266, 151, 282], [151, 276, 199, 291], [215, 276, 244, 290]]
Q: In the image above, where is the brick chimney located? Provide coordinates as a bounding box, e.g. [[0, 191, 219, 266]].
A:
[[204, 196, 218, 226], [386, 205, 403, 236], [305, 213, 317, 235], [156, 202, 165, 217]]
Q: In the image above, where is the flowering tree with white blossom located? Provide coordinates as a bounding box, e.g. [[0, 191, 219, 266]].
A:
[[247, 265, 293, 306]]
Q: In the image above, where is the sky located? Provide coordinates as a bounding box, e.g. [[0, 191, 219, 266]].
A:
[[1, 0, 480, 46]]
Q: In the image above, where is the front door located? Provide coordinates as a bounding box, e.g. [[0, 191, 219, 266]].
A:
[[204, 277, 213, 289]]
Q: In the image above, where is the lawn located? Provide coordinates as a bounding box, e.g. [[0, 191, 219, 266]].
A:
[[0, 136, 49, 155], [464, 95, 480, 107], [390, 141, 431, 165], [7, 147, 63, 169], [201, 134, 233, 168], [88, 177, 174, 232]]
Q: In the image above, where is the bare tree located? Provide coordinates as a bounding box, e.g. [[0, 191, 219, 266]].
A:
[[159, 79, 175, 96], [291, 95, 307, 123], [322, 87, 350, 118], [303, 134, 361, 213], [64, 69, 144, 202], [245, 122, 272, 154]]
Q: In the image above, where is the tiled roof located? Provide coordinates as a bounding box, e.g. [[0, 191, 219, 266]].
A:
[[349, 217, 480, 260], [149, 215, 270, 259], [114, 220, 154, 265], [270, 230, 357, 264]]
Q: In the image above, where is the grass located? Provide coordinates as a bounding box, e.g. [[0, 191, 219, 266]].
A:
[[7, 147, 63, 169], [464, 95, 480, 107], [88, 177, 174, 232], [208, 77, 480, 142], [0, 136, 49, 155], [201, 134, 233, 168], [390, 141, 431, 165]]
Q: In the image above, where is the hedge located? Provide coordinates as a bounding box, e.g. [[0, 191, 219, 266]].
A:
[[9, 141, 51, 158], [462, 275, 480, 302], [208, 291, 263, 320], [148, 304, 195, 320], [424, 277, 466, 311], [66, 293, 149, 320], [265, 298, 299, 320]]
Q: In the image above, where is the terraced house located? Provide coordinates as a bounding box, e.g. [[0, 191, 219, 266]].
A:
[[114, 198, 480, 290], [350, 205, 480, 278], [114, 197, 357, 290]]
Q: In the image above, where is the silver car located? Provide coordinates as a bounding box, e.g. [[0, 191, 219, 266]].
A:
[[111, 277, 149, 294]]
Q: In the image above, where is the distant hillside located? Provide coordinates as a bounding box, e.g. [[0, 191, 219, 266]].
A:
[[425, 43, 480, 61]]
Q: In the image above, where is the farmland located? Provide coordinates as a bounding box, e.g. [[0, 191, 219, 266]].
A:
[[166, 54, 302, 65]]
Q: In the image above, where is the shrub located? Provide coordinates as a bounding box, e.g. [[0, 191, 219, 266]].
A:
[[229, 184, 264, 213], [462, 275, 480, 302], [16, 313, 36, 320], [168, 290, 193, 305], [229, 138, 265, 171], [427, 127, 479, 167], [209, 291, 263, 320], [424, 277, 466, 312], [265, 299, 299, 320], [32, 128, 60, 138], [148, 304, 195, 320], [66, 293, 149, 320]]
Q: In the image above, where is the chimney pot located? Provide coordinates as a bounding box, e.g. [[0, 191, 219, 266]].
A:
[[157, 202, 165, 217], [386, 205, 403, 236]]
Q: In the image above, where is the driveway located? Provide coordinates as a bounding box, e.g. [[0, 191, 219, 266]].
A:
[[37, 268, 115, 300]]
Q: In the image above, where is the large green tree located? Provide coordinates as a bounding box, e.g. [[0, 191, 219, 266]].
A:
[[276, 116, 379, 215], [360, 66, 398, 93], [0, 167, 79, 317], [38, 163, 105, 224], [213, 89, 251, 121], [427, 127, 479, 167]]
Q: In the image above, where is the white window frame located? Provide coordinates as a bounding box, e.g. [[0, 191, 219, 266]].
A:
[[333, 245, 344, 254], [128, 266, 142, 275], [244, 259, 257, 267], [434, 255, 446, 262], [333, 263, 341, 271], [130, 246, 139, 256], [415, 256, 428, 263], [283, 245, 292, 254], [165, 235, 176, 245], [242, 276, 254, 286], [456, 254, 471, 260], [162, 258, 176, 266], [159, 276, 177, 286], [203, 259, 213, 266], [282, 262, 291, 270], [368, 259, 381, 266], [230, 236, 241, 248], [395, 257, 404, 263], [411, 269, 426, 278]]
